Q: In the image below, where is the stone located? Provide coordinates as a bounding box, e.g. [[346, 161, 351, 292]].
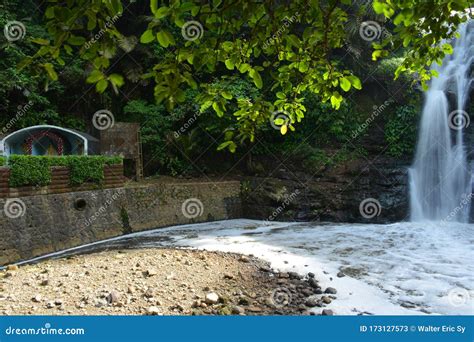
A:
[[127, 286, 135, 294], [308, 278, 319, 288], [321, 296, 332, 304], [337, 271, 345, 278], [232, 306, 245, 315], [322, 309, 334, 316], [305, 297, 319, 307], [324, 287, 337, 295], [239, 256, 250, 263], [205, 292, 219, 305], [6, 265, 18, 271], [246, 306, 263, 313], [144, 288, 154, 298], [146, 306, 160, 315], [238, 297, 250, 306], [40, 279, 49, 286], [107, 290, 120, 304], [46, 302, 55, 309], [278, 272, 289, 279], [32, 294, 42, 303], [54, 299, 63, 306], [288, 272, 301, 280], [308, 272, 315, 278], [223, 273, 234, 279], [144, 269, 157, 277]]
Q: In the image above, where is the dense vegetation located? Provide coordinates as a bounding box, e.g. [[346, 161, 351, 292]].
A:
[[6, 155, 123, 187], [0, 0, 470, 176]]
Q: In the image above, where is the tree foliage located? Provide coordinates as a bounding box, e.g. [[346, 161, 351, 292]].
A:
[[15, 0, 474, 151]]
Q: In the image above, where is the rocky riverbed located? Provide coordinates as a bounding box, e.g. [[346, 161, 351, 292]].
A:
[[0, 248, 336, 316]]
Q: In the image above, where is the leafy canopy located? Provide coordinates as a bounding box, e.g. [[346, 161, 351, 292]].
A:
[[20, 0, 472, 151]]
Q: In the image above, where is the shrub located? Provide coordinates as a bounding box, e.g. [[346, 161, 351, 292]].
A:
[[6, 155, 123, 187], [0, 156, 6, 166]]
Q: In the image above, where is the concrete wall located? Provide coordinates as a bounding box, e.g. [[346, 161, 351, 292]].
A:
[[0, 181, 241, 265]]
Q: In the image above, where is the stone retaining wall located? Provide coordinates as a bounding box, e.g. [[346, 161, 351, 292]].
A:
[[0, 180, 241, 265]]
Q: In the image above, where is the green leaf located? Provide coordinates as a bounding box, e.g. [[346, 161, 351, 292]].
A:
[[109, 73, 124, 87], [86, 70, 104, 83], [31, 38, 49, 45], [155, 6, 170, 19], [442, 43, 453, 54], [225, 59, 234, 70], [156, 30, 175, 47], [140, 30, 155, 44], [68, 35, 86, 46], [96, 79, 108, 93], [249, 69, 263, 89], [340, 77, 351, 92], [330, 93, 342, 109], [150, 0, 158, 14], [280, 124, 288, 135], [43, 63, 58, 81], [222, 91, 233, 100]]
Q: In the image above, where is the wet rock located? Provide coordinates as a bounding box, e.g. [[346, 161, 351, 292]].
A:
[[308, 278, 319, 288], [288, 272, 301, 280], [321, 296, 332, 304], [324, 287, 337, 294], [308, 272, 315, 278], [337, 271, 345, 278], [322, 309, 334, 316], [305, 297, 319, 307]]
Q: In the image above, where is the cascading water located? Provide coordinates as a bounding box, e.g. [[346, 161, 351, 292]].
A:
[[410, 20, 473, 222]]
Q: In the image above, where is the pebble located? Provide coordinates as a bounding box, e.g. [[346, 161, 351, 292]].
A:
[[321, 296, 332, 304], [232, 306, 245, 315], [46, 301, 55, 309], [32, 294, 42, 303], [146, 306, 161, 315], [288, 272, 301, 280], [223, 273, 234, 279], [6, 265, 18, 271], [239, 256, 250, 263], [337, 271, 345, 278], [205, 292, 219, 305], [324, 287, 337, 295], [322, 309, 334, 316], [144, 269, 157, 277], [305, 297, 319, 307], [107, 290, 120, 304], [40, 279, 49, 286], [308, 272, 315, 278], [308, 278, 319, 288]]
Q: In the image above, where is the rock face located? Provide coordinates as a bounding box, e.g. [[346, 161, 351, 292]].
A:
[[243, 156, 409, 224]]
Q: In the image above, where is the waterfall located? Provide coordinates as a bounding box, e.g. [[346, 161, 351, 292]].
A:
[[409, 20, 473, 222]]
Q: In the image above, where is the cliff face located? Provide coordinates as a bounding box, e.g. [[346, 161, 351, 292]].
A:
[[242, 156, 409, 224]]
